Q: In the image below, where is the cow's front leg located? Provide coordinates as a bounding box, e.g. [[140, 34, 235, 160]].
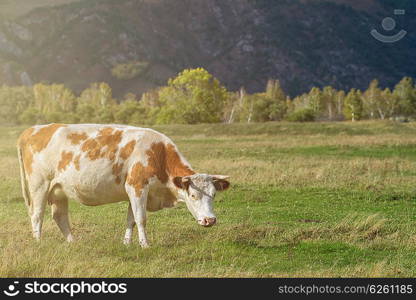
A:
[[126, 184, 149, 248], [123, 203, 135, 245]]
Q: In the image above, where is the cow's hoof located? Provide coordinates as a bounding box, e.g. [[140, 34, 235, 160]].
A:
[[66, 235, 74, 243], [33, 232, 41, 241], [140, 242, 150, 249], [123, 238, 132, 245]]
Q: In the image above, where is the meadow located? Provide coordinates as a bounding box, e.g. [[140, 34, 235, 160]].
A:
[[1, 121, 416, 277]]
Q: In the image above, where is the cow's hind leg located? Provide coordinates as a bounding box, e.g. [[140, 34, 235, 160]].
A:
[[50, 186, 73, 242], [30, 182, 50, 241], [123, 203, 136, 245], [125, 184, 149, 248]]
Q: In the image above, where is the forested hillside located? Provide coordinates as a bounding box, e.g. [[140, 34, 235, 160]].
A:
[[0, 0, 414, 97]]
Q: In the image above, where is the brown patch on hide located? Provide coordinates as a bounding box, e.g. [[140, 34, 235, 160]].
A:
[[126, 162, 149, 197], [17, 124, 66, 175], [58, 151, 74, 171], [68, 132, 88, 145], [126, 142, 194, 197], [120, 140, 136, 160], [81, 127, 123, 161]]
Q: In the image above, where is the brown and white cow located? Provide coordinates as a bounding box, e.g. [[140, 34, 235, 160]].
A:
[[17, 124, 230, 247]]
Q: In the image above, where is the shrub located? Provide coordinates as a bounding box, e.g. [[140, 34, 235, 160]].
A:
[[111, 61, 149, 80], [19, 108, 40, 125], [286, 108, 316, 122], [115, 99, 145, 124]]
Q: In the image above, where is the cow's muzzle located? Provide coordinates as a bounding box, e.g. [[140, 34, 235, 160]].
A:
[[199, 217, 216, 227]]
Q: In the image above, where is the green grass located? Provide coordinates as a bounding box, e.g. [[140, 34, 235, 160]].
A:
[[227, 144, 416, 160], [1, 121, 416, 277]]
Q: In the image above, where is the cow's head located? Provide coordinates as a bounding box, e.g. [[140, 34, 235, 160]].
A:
[[173, 174, 230, 227]]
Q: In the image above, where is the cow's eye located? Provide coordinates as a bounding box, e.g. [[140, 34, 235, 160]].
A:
[[191, 194, 196, 199]]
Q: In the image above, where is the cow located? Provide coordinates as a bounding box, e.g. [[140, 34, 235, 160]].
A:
[[17, 123, 230, 248]]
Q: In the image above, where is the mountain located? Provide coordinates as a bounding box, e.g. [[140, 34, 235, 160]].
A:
[[0, 0, 78, 19], [0, 0, 415, 97]]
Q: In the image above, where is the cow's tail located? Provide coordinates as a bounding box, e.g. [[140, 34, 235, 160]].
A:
[[17, 146, 32, 212]]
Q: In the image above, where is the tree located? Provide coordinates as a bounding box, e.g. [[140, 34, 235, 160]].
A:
[[335, 90, 345, 118], [378, 88, 399, 120], [362, 80, 381, 119], [156, 68, 228, 124], [291, 94, 309, 110], [307, 87, 323, 116], [264, 79, 287, 120], [343, 89, 363, 121], [76, 83, 116, 123], [0, 86, 34, 124], [393, 77, 416, 117], [222, 91, 240, 124], [322, 86, 337, 120], [33, 83, 77, 123], [115, 94, 147, 125]]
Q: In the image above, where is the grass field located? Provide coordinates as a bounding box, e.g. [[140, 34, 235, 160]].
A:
[[1, 121, 416, 277]]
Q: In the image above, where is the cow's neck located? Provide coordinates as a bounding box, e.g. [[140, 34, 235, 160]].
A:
[[163, 142, 195, 177]]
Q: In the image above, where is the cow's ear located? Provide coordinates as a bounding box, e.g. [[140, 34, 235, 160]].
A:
[[212, 176, 230, 191], [173, 176, 191, 190]]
